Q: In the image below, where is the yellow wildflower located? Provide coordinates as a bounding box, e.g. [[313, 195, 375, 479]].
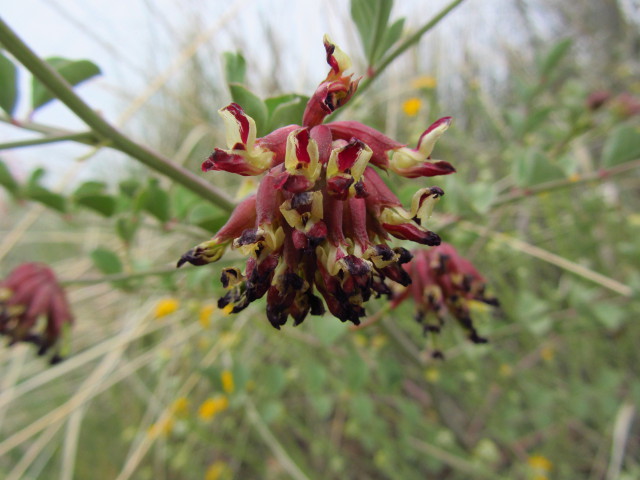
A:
[[171, 397, 189, 417], [540, 345, 555, 362], [199, 304, 215, 328], [205, 460, 230, 480], [198, 395, 229, 421], [371, 334, 387, 349], [424, 367, 440, 383], [568, 173, 581, 182], [411, 75, 437, 89], [221, 370, 235, 394], [154, 298, 179, 318], [402, 97, 422, 117], [499, 364, 513, 377], [528, 454, 552, 472]]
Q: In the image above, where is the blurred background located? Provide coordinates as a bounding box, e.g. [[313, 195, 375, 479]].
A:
[[1, 0, 639, 479]]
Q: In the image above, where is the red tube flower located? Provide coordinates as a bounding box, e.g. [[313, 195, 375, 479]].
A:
[[392, 244, 499, 350], [179, 36, 459, 329], [0, 263, 74, 363]]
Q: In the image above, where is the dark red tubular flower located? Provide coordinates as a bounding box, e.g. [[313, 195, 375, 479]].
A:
[[392, 244, 499, 353], [178, 36, 461, 329], [0, 263, 74, 363]]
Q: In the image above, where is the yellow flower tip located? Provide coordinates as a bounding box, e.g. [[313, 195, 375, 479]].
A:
[[172, 397, 189, 417], [499, 363, 513, 377], [199, 304, 215, 328], [205, 461, 230, 480], [221, 303, 234, 316], [424, 367, 440, 383], [402, 97, 422, 117], [528, 454, 553, 472], [540, 346, 555, 362], [411, 75, 437, 90], [198, 396, 229, 421], [221, 370, 235, 394], [154, 298, 180, 318]]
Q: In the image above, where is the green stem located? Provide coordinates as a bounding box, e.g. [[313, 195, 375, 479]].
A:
[[357, 0, 466, 98], [493, 158, 640, 207], [0, 18, 235, 212], [0, 132, 99, 150]]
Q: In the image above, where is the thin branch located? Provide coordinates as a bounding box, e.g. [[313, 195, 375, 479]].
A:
[[460, 221, 633, 297], [494, 158, 640, 207], [0, 131, 99, 150], [0, 18, 235, 212]]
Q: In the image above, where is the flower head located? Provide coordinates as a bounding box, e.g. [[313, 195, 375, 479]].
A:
[[179, 37, 459, 329], [392, 243, 499, 348], [0, 263, 74, 363]]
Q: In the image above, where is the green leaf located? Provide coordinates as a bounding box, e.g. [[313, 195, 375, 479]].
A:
[[513, 148, 565, 187], [0, 52, 18, 116], [32, 57, 101, 110], [24, 168, 66, 212], [90, 247, 123, 275], [222, 51, 246, 85], [377, 17, 405, 62], [188, 204, 226, 232], [0, 159, 20, 196], [265, 94, 308, 131], [262, 365, 287, 395], [601, 125, 640, 167], [345, 351, 369, 390], [308, 316, 349, 346], [73, 181, 116, 217], [116, 216, 139, 244], [119, 179, 142, 198], [228, 83, 268, 136], [538, 38, 572, 78], [351, 0, 394, 66], [139, 179, 170, 223]]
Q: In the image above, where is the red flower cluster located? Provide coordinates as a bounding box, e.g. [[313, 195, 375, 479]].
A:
[[0, 263, 73, 363], [178, 36, 456, 328], [392, 244, 499, 347]]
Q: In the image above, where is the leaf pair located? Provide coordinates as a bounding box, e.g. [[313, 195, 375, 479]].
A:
[[222, 51, 308, 135], [0, 52, 100, 116], [350, 0, 405, 69]]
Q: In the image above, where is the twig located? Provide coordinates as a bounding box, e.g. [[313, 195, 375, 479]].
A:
[[494, 158, 640, 207], [244, 398, 313, 480], [460, 221, 633, 297]]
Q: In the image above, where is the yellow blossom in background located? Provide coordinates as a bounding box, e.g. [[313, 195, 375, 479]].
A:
[[411, 75, 437, 89], [499, 363, 513, 377], [568, 173, 581, 182], [528, 454, 553, 476], [371, 334, 387, 349], [198, 395, 229, 421], [154, 298, 179, 318], [540, 345, 555, 362], [205, 460, 230, 480], [199, 304, 215, 328], [402, 97, 422, 116], [221, 370, 235, 394], [424, 367, 440, 383], [171, 397, 189, 417]]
